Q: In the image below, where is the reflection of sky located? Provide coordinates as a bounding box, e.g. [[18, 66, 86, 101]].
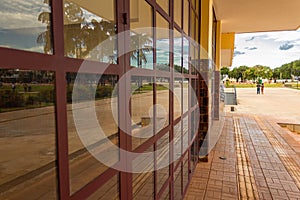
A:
[[0, 0, 51, 52], [0, 0, 50, 29]]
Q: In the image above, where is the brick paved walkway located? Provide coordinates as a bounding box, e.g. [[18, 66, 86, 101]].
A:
[[185, 113, 300, 200]]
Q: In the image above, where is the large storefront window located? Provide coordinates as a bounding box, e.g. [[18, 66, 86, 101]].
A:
[[0, 0, 202, 199]]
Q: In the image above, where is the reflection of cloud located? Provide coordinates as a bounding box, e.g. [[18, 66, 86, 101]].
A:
[[246, 36, 255, 41], [234, 51, 246, 56], [279, 43, 294, 50], [245, 47, 258, 50], [0, 0, 51, 29]]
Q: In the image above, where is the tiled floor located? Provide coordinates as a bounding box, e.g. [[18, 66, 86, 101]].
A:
[[185, 113, 300, 200]]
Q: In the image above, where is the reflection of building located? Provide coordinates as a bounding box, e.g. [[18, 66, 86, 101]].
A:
[[0, 0, 300, 199]]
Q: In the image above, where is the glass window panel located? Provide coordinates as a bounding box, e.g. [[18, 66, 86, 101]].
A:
[[156, 132, 169, 192], [190, 11, 196, 39], [183, 116, 189, 152], [87, 174, 119, 200], [191, 46, 198, 75], [174, 78, 182, 120], [156, 78, 170, 133], [191, 111, 195, 140], [174, 165, 182, 199], [63, 0, 117, 63], [0, 69, 57, 199], [67, 73, 119, 194], [196, 17, 199, 43], [130, 0, 154, 69], [174, 30, 182, 74], [160, 185, 170, 200], [191, 0, 196, 8], [173, 121, 181, 167], [156, 13, 170, 71], [131, 76, 154, 150], [174, 0, 182, 27], [157, 0, 169, 14], [190, 44, 195, 75], [190, 141, 198, 171], [183, 153, 189, 190], [183, 37, 189, 74], [0, 0, 53, 54], [183, 0, 189, 34], [183, 79, 189, 114], [191, 79, 197, 107], [133, 146, 154, 199], [196, 0, 200, 15]]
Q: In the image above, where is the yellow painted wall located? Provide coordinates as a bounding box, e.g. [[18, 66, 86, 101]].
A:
[[221, 33, 235, 67], [200, 0, 213, 59], [221, 33, 235, 50]]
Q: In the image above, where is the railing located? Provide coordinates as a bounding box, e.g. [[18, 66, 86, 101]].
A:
[[224, 85, 237, 105]]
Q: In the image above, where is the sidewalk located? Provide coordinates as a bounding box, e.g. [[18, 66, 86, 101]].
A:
[[185, 88, 300, 200]]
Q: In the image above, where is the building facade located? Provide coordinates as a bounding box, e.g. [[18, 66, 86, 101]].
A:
[[0, 0, 228, 199]]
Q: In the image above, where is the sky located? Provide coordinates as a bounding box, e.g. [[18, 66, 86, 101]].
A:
[[232, 30, 300, 69]]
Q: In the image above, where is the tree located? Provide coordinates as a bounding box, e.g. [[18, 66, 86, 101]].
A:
[[220, 67, 230, 78], [228, 65, 249, 82]]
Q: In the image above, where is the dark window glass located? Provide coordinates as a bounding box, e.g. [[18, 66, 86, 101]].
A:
[[63, 0, 117, 63], [0, 0, 53, 54], [0, 69, 57, 199], [67, 73, 119, 194]]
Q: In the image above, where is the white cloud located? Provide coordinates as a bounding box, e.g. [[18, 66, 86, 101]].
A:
[[232, 31, 300, 68]]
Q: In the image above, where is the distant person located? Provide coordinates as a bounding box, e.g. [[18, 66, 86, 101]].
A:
[[11, 83, 16, 91], [261, 83, 265, 94], [256, 82, 261, 94]]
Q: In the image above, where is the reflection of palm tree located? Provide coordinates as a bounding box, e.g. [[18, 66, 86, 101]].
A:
[[130, 33, 152, 68], [37, 1, 116, 62], [37, 0, 52, 54]]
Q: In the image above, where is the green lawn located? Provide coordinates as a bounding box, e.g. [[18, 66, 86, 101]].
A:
[[226, 83, 284, 88]]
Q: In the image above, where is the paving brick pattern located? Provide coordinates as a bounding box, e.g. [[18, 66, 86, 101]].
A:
[[185, 113, 300, 200]]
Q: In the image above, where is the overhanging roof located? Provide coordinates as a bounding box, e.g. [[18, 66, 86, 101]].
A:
[[214, 0, 300, 33]]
